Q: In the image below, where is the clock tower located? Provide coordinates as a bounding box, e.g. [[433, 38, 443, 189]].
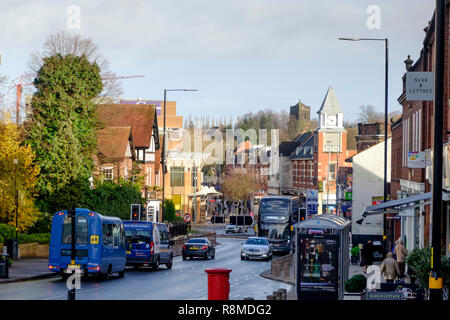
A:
[[317, 86, 344, 129]]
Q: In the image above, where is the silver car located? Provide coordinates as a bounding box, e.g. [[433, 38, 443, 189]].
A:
[[241, 237, 272, 261]]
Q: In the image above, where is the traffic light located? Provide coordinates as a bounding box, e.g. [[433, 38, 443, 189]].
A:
[[300, 208, 306, 221], [131, 204, 141, 221]]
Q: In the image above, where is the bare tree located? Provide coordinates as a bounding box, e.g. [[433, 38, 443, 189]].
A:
[[357, 105, 384, 124], [27, 30, 123, 102]]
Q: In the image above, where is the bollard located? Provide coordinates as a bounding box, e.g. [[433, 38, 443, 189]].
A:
[[278, 288, 287, 300], [274, 290, 282, 300], [205, 268, 232, 300]]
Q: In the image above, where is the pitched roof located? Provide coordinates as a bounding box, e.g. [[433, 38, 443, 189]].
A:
[[97, 126, 132, 160], [97, 104, 156, 148], [289, 134, 315, 160], [317, 86, 344, 114]]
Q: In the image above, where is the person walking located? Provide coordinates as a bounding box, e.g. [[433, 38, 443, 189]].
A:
[[362, 239, 374, 273], [380, 252, 400, 284], [394, 239, 408, 278]]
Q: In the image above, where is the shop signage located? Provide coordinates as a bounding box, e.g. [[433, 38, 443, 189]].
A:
[[366, 292, 403, 300], [345, 191, 352, 201], [407, 151, 426, 168], [406, 71, 434, 101], [372, 196, 390, 206]]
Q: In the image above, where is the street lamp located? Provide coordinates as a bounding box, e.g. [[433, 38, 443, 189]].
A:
[[161, 89, 198, 221], [13, 158, 18, 241], [339, 36, 389, 237]]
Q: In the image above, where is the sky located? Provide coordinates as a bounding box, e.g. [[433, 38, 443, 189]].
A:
[[0, 0, 435, 124]]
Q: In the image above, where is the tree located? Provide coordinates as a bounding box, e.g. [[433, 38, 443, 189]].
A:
[[357, 105, 384, 124], [27, 53, 103, 214], [80, 178, 144, 220], [0, 117, 40, 231], [222, 170, 259, 214], [28, 30, 122, 102]]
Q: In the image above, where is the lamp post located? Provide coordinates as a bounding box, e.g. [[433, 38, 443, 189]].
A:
[[339, 37, 389, 237], [161, 89, 198, 220], [13, 159, 18, 241]]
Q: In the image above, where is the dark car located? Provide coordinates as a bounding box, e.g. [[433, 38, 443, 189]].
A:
[[182, 238, 215, 260]]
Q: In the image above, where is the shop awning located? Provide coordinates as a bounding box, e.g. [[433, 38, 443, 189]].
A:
[[362, 191, 450, 217]]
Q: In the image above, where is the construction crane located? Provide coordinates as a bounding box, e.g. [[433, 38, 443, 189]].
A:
[[8, 74, 145, 124], [102, 75, 145, 80], [8, 75, 34, 124]]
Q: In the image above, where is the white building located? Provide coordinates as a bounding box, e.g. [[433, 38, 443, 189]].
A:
[[351, 138, 391, 244]]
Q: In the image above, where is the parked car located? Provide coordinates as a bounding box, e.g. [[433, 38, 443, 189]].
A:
[[182, 238, 215, 260], [241, 237, 272, 261]]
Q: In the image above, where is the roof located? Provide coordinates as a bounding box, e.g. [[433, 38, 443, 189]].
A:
[[97, 126, 132, 160], [97, 104, 156, 148], [293, 213, 350, 230], [317, 86, 344, 115], [279, 141, 299, 157], [289, 133, 314, 160]]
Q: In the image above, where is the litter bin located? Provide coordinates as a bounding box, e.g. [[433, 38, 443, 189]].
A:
[[4, 239, 19, 260], [0, 253, 9, 278]]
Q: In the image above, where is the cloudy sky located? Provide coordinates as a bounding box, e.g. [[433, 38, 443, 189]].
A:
[[0, 0, 434, 123]]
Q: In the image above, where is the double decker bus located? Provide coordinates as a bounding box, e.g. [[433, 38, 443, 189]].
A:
[[257, 195, 301, 254]]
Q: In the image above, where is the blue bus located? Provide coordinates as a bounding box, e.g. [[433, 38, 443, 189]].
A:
[[257, 195, 301, 254], [48, 208, 126, 279], [123, 221, 174, 270]]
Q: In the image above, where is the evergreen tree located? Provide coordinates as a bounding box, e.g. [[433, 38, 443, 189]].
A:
[[27, 54, 103, 213]]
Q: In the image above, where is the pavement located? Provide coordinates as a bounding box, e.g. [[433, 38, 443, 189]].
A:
[[0, 258, 56, 284]]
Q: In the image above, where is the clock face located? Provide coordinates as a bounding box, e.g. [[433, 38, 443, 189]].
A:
[[327, 116, 336, 126]]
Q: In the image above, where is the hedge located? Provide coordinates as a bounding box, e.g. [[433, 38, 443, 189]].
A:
[[0, 223, 50, 244]]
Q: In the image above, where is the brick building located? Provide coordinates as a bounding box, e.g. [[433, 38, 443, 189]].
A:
[[366, 7, 450, 255], [290, 86, 357, 213]]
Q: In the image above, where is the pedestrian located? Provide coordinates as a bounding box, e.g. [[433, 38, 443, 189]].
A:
[[361, 239, 374, 273], [394, 239, 408, 278], [380, 252, 400, 284]]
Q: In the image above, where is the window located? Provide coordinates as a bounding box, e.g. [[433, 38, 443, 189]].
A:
[[102, 167, 114, 181], [160, 230, 170, 245], [112, 224, 121, 246], [61, 215, 88, 244], [170, 167, 184, 187], [102, 224, 113, 246], [329, 163, 336, 181]]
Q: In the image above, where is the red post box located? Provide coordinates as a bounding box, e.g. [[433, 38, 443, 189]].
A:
[[205, 268, 232, 300]]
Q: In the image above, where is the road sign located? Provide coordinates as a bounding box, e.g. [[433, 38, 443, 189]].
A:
[[306, 189, 319, 217], [183, 214, 191, 223]]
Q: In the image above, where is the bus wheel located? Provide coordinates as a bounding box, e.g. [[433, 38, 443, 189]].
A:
[[118, 269, 125, 278]]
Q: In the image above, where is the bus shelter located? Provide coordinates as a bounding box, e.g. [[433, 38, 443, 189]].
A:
[[293, 214, 350, 300]]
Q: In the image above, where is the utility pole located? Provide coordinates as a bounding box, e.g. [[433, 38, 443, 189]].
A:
[[429, 0, 445, 301]]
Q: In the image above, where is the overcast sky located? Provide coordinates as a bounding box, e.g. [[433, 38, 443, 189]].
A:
[[0, 0, 434, 123]]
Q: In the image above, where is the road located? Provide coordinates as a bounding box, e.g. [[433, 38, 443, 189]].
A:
[[0, 238, 292, 300]]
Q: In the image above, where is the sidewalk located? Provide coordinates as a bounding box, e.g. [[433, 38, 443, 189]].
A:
[[262, 259, 411, 300], [0, 258, 56, 284]]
